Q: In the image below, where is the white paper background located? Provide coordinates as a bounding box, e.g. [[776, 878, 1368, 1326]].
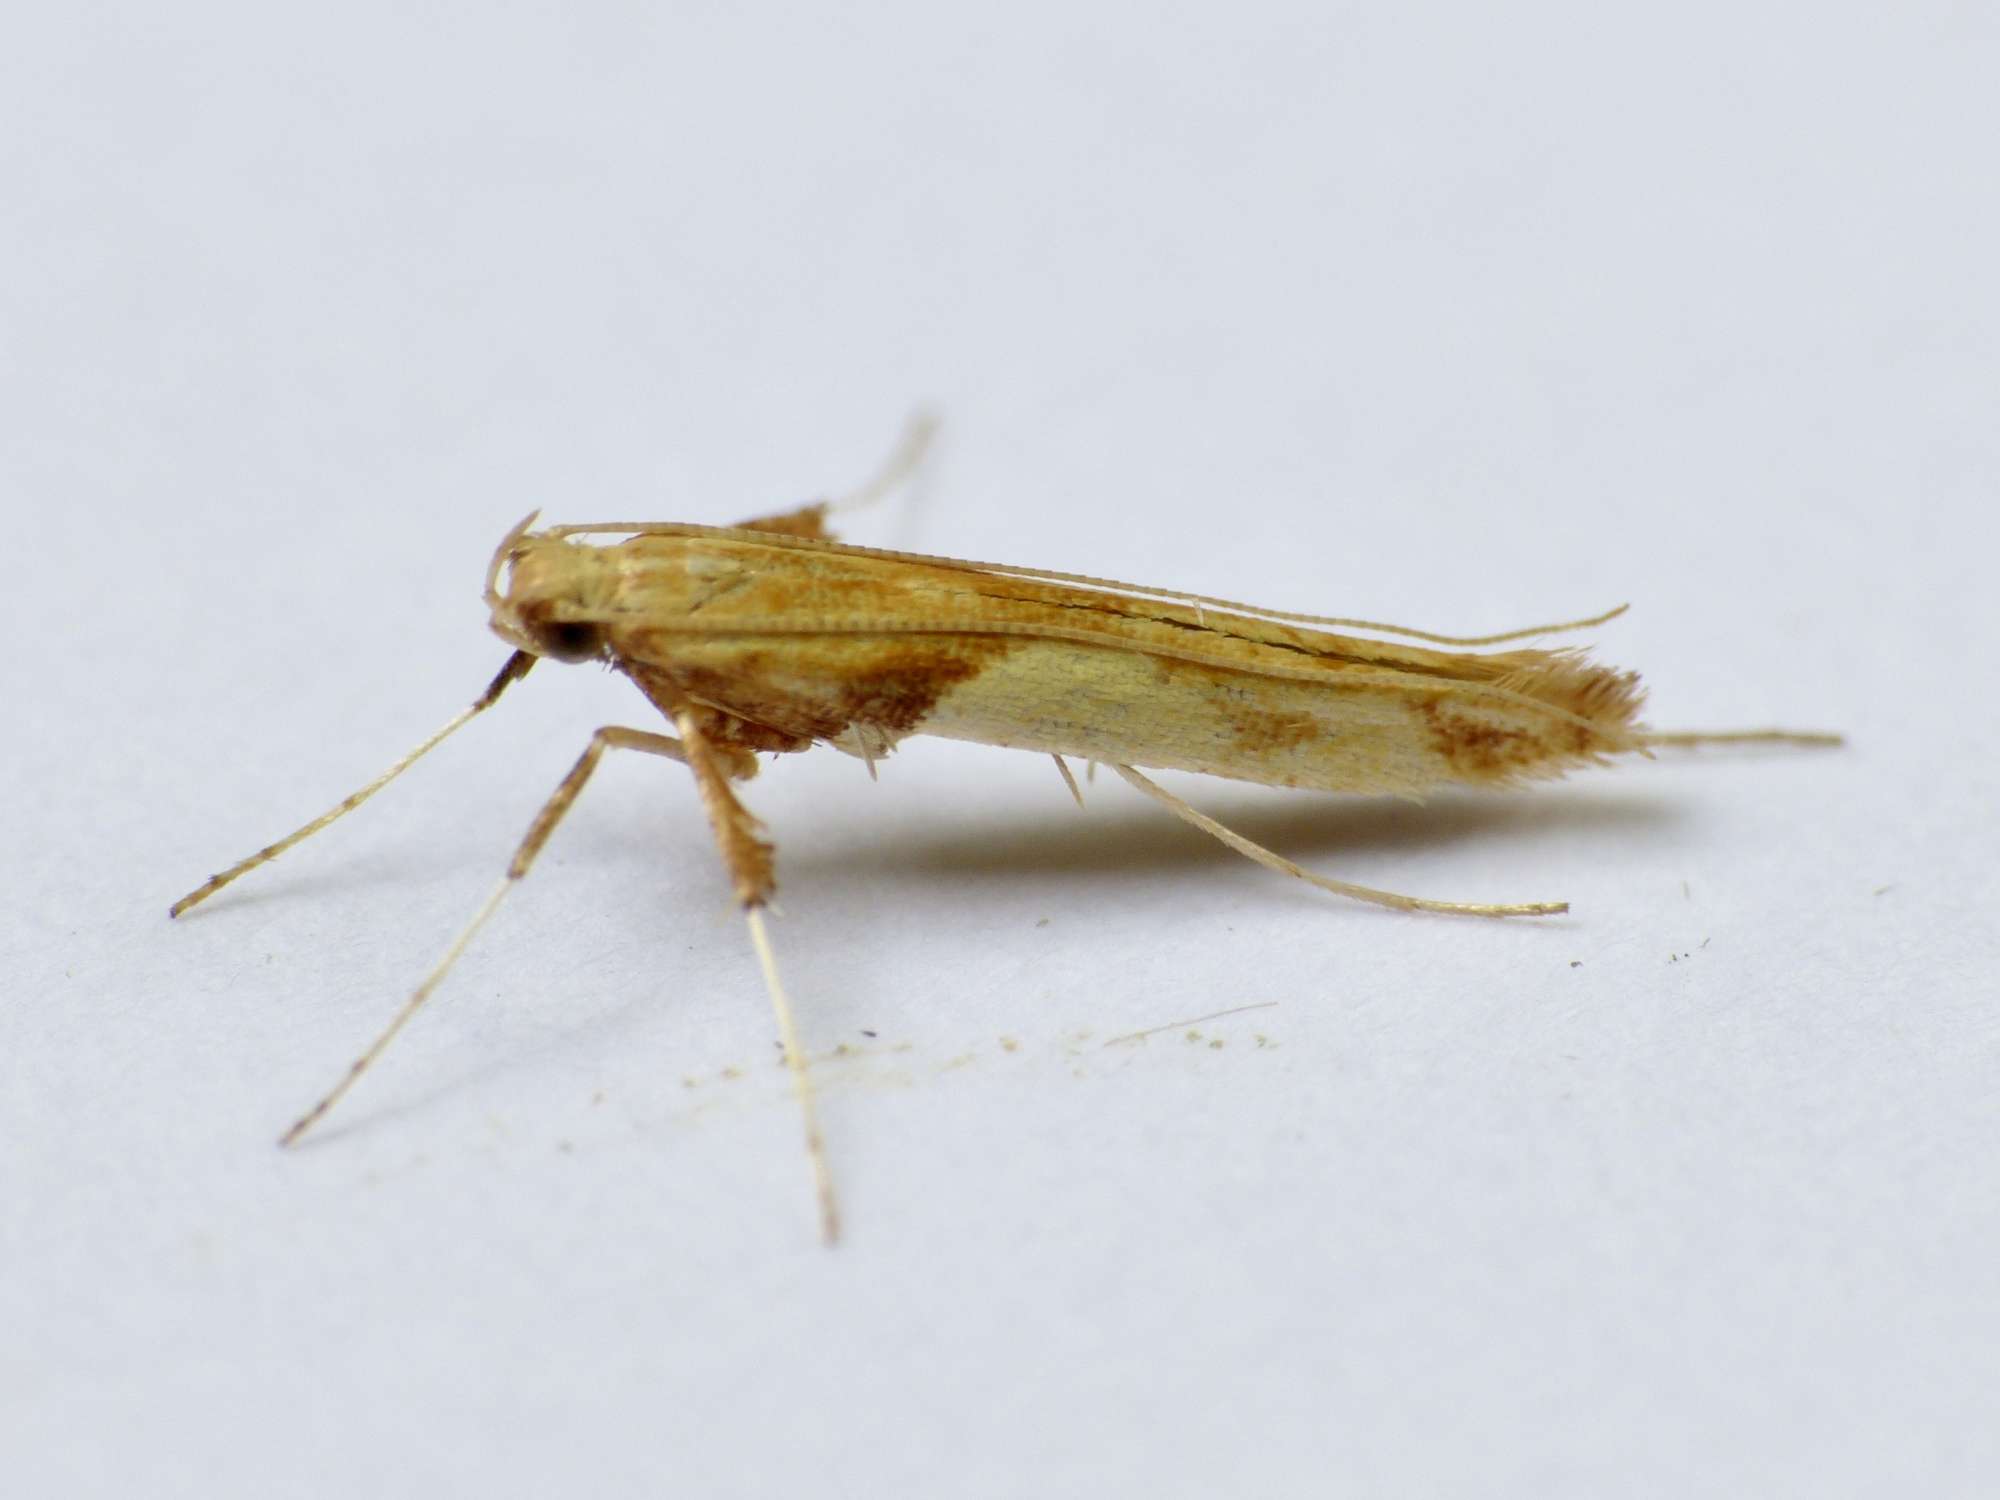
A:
[[5, 4, 1995, 1496]]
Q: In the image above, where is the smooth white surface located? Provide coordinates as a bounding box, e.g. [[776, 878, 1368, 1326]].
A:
[[6, 4, 1995, 1495]]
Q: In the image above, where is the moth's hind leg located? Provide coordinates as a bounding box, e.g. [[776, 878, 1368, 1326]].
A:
[[1110, 764, 1568, 919], [279, 725, 694, 1149], [735, 410, 939, 541]]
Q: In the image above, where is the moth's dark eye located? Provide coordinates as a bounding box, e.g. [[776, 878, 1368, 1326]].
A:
[[542, 621, 603, 661]]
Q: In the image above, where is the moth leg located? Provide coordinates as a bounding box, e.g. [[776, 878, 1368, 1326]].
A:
[[279, 725, 690, 1149], [830, 408, 938, 515], [666, 704, 840, 1246], [1051, 754, 1085, 808], [734, 411, 938, 540], [172, 651, 537, 917], [1110, 764, 1568, 919]]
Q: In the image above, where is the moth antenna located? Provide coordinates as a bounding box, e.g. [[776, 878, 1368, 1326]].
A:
[[1640, 728, 1845, 750], [535, 518, 1628, 650], [171, 652, 537, 918]]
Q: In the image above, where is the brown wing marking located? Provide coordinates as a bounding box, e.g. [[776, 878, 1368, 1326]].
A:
[[623, 633, 1020, 752]]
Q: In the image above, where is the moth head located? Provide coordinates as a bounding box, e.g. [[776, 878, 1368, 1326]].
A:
[[485, 514, 613, 663]]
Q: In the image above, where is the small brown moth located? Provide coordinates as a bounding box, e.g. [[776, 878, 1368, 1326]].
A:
[[173, 420, 1837, 1242]]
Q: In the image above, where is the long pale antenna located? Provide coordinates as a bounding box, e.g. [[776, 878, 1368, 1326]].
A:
[[171, 651, 536, 918], [1640, 728, 1845, 750]]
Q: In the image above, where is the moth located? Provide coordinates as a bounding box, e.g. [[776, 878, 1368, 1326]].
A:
[[173, 420, 1837, 1241]]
